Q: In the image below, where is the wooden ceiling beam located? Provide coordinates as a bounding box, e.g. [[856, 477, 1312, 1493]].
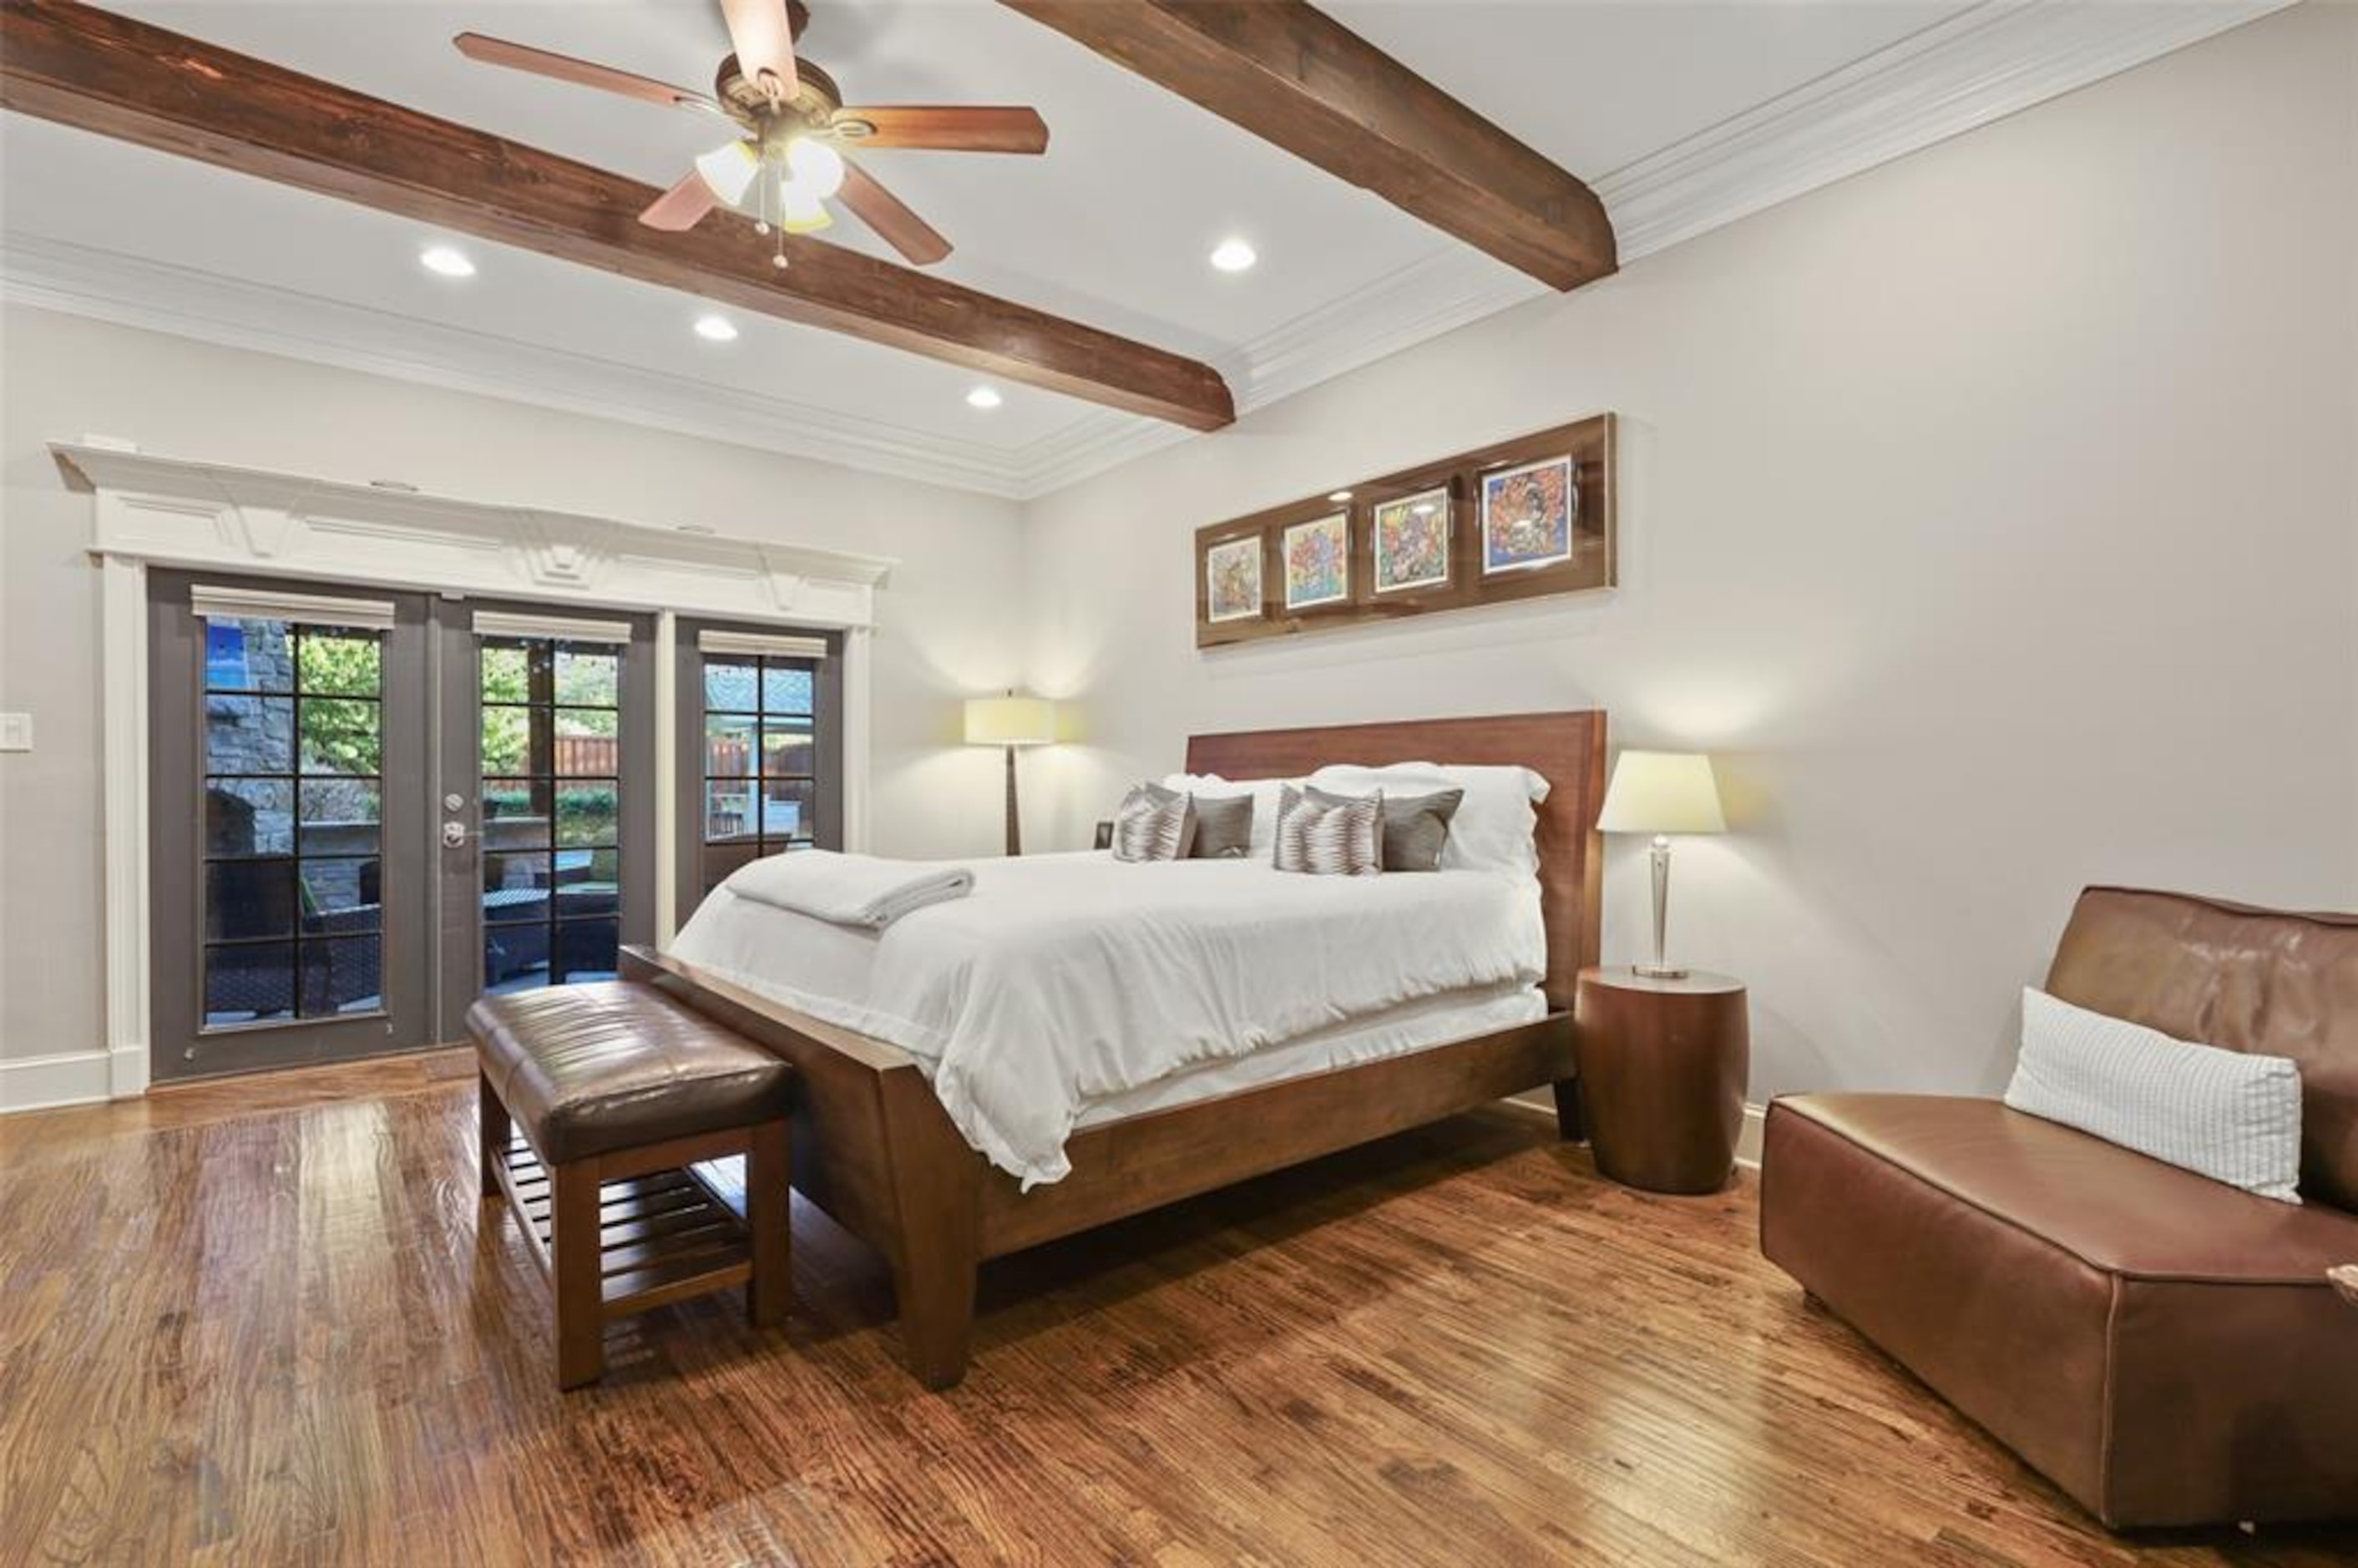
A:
[[0, 0, 1236, 431], [999, 0, 1615, 291]]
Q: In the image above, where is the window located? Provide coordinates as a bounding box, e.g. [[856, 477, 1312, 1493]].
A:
[[200, 618, 385, 1027], [478, 637, 622, 993], [701, 652, 818, 888]]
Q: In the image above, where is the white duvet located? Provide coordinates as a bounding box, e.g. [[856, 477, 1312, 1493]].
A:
[[669, 851, 1546, 1188]]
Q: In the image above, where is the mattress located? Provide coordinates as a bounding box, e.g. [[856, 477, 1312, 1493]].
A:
[[1073, 982, 1548, 1127], [669, 851, 1547, 1187]]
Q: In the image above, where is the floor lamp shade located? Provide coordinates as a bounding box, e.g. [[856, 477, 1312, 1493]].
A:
[[966, 695, 1055, 857], [964, 696, 1056, 748]]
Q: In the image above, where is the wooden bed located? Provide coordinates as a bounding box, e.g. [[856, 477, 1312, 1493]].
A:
[[620, 710, 1607, 1387]]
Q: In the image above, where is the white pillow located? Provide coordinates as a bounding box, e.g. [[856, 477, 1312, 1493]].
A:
[[1161, 772, 1293, 859], [1308, 761, 1549, 878], [2004, 988, 2303, 1204]]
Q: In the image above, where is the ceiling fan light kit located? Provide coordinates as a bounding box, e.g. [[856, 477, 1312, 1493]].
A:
[[453, 0, 1047, 269]]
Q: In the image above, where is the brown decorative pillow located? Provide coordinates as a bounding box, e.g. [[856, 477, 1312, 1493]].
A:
[[1187, 792, 1255, 858], [1273, 785, 1383, 876], [1308, 785, 1463, 872], [1112, 782, 1195, 862]]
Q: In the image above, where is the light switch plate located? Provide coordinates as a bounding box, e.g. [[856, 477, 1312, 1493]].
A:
[[0, 713, 32, 752]]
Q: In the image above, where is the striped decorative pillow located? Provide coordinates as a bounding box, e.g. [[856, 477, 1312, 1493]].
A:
[[2004, 987, 2304, 1203], [1112, 782, 1195, 862], [1272, 785, 1383, 877], [1306, 784, 1463, 872]]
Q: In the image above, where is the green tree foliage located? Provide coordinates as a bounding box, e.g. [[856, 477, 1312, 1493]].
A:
[[296, 632, 381, 777]]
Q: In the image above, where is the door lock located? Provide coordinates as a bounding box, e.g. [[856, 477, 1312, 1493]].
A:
[[442, 819, 469, 849]]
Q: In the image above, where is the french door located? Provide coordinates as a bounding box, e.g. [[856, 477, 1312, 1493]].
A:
[[433, 604, 655, 1042], [149, 575, 655, 1080]]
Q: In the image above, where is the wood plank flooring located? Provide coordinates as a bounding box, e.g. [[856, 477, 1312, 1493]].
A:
[[3, 1052, 2352, 1566]]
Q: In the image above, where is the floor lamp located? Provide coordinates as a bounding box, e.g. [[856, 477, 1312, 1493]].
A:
[[964, 694, 1055, 857]]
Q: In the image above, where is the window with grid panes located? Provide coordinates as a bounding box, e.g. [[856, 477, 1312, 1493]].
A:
[[701, 654, 817, 889]]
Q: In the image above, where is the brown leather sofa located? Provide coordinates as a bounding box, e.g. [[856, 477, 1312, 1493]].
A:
[[1761, 887, 2358, 1529]]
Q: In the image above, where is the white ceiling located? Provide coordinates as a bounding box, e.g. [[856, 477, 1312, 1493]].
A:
[[0, 0, 2287, 498]]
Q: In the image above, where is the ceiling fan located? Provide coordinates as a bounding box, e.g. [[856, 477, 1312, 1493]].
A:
[[453, 0, 1047, 269]]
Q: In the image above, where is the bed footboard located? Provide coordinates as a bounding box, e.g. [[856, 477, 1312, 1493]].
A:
[[625, 944, 1575, 1389]]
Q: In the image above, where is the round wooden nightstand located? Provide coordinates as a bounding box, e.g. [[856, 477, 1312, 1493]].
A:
[[1572, 966, 1749, 1195]]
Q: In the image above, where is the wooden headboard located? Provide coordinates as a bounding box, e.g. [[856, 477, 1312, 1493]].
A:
[[1186, 711, 1607, 1009]]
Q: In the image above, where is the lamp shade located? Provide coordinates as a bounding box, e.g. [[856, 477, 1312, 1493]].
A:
[[1596, 751, 1725, 835], [964, 695, 1056, 747]]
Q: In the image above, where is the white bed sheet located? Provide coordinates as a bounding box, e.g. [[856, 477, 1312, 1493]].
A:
[[1073, 983, 1548, 1127], [668, 851, 1546, 1188]]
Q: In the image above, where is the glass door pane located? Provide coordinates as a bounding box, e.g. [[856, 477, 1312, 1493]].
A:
[[438, 604, 653, 1038], [200, 618, 388, 1024], [477, 636, 624, 993]]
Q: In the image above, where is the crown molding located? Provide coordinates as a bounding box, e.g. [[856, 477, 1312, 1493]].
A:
[[1, 236, 1045, 498], [1593, 0, 2296, 264], [52, 439, 897, 627], [2, 0, 2292, 503], [1008, 246, 1541, 496]]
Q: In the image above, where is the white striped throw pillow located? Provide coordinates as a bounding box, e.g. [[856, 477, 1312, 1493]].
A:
[[1273, 785, 1383, 876], [1112, 782, 1195, 862], [2004, 988, 2303, 1204]]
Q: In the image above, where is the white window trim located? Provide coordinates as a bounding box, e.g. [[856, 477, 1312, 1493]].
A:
[[58, 441, 890, 1100], [193, 583, 398, 630], [697, 630, 830, 660], [471, 609, 635, 644]]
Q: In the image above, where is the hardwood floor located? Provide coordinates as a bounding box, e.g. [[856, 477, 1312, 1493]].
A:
[[3, 1054, 2351, 1566]]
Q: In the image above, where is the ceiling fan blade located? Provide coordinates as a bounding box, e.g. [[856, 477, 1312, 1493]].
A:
[[640, 171, 720, 232], [718, 0, 798, 102], [838, 162, 951, 267], [835, 106, 1050, 154], [453, 33, 721, 115]]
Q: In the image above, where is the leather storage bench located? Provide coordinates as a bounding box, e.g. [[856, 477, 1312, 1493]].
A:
[[471, 980, 793, 1388], [1761, 888, 2358, 1529]]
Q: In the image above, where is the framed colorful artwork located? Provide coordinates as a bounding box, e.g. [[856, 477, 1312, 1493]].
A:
[[1195, 413, 1613, 649], [1204, 534, 1264, 623], [1282, 513, 1351, 610], [1480, 456, 1576, 575], [1372, 488, 1450, 594]]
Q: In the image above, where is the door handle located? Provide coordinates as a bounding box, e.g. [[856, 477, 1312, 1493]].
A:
[[442, 819, 469, 849]]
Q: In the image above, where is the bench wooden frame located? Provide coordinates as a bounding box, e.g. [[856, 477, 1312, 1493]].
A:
[[479, 1072, 791, 1388], [623, 711, 1605, 1388]]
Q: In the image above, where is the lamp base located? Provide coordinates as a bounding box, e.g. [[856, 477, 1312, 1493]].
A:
[[1631, 963, 1690, 981]]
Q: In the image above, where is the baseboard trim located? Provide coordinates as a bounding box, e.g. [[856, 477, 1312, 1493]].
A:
[[1736, 1101, 1767, 1171], [1508, 1091, 1771, 1171], [0, 1049, 116, 1115]]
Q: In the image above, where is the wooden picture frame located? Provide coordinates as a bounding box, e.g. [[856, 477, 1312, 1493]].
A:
[[1194, 413, 1615, 649]]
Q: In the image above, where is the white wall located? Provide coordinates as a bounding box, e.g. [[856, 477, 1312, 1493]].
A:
[[0, 306, 1028, 1074], [1020, 4, 2358, 1105]]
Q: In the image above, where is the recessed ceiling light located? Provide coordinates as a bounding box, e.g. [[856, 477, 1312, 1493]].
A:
[[693, 314, 739, 342], [965, 385, 1004, 410], [418, 245, 475, 278], [1209, 237, 1257, 273], [1328, 490, 1353, 503]]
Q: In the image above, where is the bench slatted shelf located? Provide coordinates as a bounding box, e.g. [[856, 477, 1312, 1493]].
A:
[[470, 981, 794, 1388]]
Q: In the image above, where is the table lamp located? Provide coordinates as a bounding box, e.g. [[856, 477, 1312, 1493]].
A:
[[1596, 750, 1726, 979], [964, 693, 1055, 856]]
